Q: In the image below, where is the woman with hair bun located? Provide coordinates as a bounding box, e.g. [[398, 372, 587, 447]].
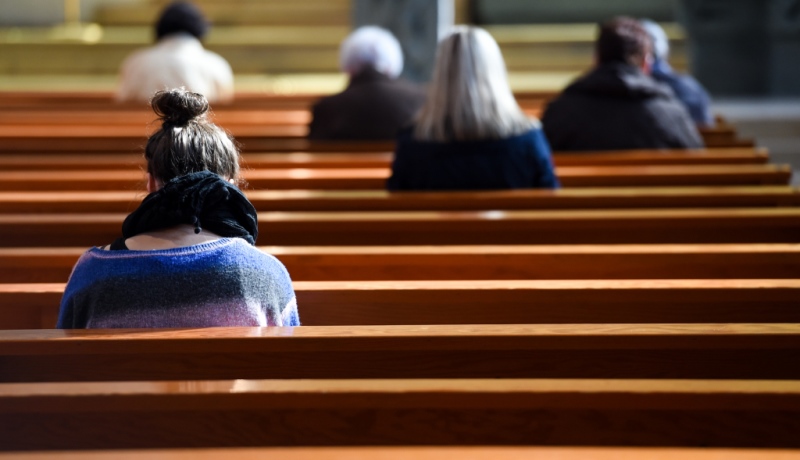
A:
[[57, 89, 298, 329], [387, 26, 559, 191]]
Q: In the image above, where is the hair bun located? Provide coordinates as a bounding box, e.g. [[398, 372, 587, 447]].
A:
[[151, 88, 209, 127]]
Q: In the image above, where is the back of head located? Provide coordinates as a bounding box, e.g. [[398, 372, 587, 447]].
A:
[[146, 89, 239, 185], [596, 17, 651, 67], [414, 26, 531, 142], [339, 26, 404, 78], [156, 1, 209, 41], [640, 19, 669, 62]]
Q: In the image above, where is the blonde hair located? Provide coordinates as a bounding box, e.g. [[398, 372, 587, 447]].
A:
[[414, 26, 532, 142]]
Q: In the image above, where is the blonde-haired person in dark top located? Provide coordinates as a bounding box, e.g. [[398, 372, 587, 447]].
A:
[[58, 89, 298, 329], [387, 26, 559, 191]]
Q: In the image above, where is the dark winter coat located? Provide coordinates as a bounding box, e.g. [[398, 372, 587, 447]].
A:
[[308, 67, 426, 141], [541, 63, 704, 151]]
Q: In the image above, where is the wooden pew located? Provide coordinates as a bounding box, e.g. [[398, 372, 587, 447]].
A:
[[4, 279, 799, 329], [0, 92, 323, 111], [2, 325, 799, 382], [0, 148, 771, 170], [0, 127, 757, 153], [0, 126, 315, 153], [698, 126, 756, 148], [0, 99, 751, 149], [0, 209, 797, 247], [2, 447, 799, 460], [0, 165, 789, 190], [0, 187, 797, 214], [0, 244, 797, 283], [0, 109, 311, 127], [1, 379, 799, 450]]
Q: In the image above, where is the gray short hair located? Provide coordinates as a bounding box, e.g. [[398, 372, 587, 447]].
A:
[[339, 26, 404, 78], [641, 19, 669, 61]]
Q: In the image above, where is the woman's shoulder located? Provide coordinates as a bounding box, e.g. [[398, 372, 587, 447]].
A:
[[224, 240, 294, 281], [396, 124, 416, 142]]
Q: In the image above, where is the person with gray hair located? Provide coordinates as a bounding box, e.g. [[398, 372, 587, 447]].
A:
[[641, 19, 715, 127], [308, 26, 426, 140]]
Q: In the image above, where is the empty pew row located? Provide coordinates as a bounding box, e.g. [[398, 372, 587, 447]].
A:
[[1, 187, 798, 214], [1, 244, 797, 283], [0, 101, 747, 140], [0, 109, 311, 127], [0, 135, 750, 153], [0, 127, 752, 154], [2, 447, 799, 460], [3, 279, 800, 329], [0, 209, 798, 247], [0, 92, 553, 111], [0, 165, 790, 191], [0, 92, 328, 111], [1, 378, 799, 450], [0, 127, 316, 153], [0, 112, 751, 149], [0, 135, 376, 153], [0, 148, 771, 170], [2, 324, 800, 382]]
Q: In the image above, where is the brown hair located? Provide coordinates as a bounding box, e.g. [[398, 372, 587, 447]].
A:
[[145, 89, 239, 185], [596, 17, 651, 67]]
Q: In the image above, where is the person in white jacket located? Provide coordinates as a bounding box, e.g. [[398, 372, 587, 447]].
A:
[[116, 1, 233, 103]]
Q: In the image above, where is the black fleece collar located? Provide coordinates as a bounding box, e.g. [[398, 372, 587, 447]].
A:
[[121, 171, 258, 245]]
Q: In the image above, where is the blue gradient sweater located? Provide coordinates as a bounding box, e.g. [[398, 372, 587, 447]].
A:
[[57, 238, 299, 329]]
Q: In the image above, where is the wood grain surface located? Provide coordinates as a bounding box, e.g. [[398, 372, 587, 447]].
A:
[[0, 208, 798, 246], [0, 165, 789, 190], [3, 446, 800, 460], [0, 379, 799, 450], [2, 279, 800, 329], [1, 324, 799, 382], [0, 186, 796, 213], [0, 148, 770, 171], [0, 244, 795, 283]]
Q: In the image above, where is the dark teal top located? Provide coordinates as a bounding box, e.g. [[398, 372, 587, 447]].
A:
[[387, 127, 559, 191]]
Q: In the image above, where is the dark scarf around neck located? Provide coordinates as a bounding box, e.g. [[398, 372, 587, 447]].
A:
[[121, 171, 258, 245]]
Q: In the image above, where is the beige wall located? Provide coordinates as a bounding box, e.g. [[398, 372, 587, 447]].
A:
[[0, 0, 138, 26]]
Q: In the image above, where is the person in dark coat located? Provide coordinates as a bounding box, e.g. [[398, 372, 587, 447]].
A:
[[308, 26, 426, 141], [387, 26, 559, 191], [642, 19, 715, 127], [541, 17, 703, 151]]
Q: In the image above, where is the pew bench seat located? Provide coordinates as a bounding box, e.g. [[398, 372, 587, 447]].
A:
[[2, 447, 798, 460], [0, 165, 789, 191], [1, 324, 799, 382], [0, 187, 797, 213], [2, 279, 800, 329], [0, 244, 796, 283], [1, 379, 799, 450], [0, 209, 798, 246], [0, 148, 770, 170]]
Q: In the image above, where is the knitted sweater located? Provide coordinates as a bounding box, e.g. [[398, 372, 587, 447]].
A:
[[57, 238, 299, 329]]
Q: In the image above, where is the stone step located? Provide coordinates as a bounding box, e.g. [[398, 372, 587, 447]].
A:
[[94, 1, 351, 27], [0, 23, 687, 75], [92, 0, 472, 27], [0, 71, 582, 94]]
